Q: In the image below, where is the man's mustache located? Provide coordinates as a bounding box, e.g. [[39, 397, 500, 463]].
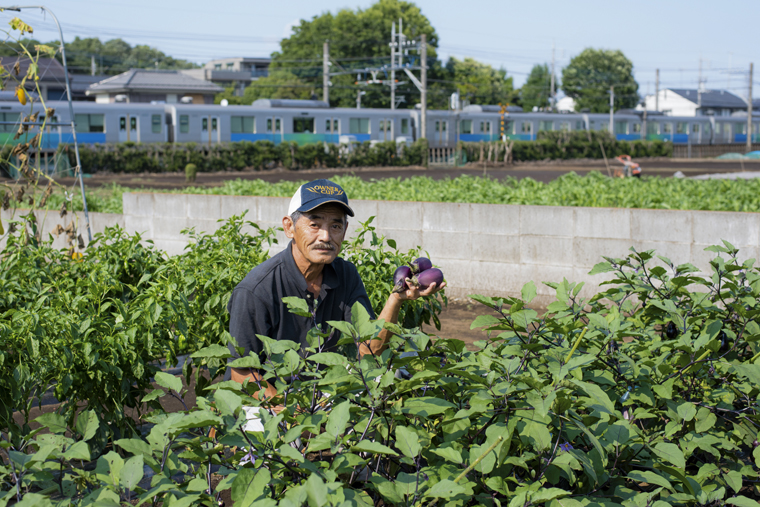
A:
[[313, 243, 334, 250]]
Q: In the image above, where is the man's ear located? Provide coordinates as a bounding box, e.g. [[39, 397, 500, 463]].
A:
[[283, 216, 295, 239]]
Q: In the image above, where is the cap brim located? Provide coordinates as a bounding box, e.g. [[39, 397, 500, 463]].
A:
[[298, 198, 355, 217]]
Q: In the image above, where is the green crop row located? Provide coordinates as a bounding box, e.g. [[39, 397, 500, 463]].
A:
[[37, 171, 760, 215], [2, 215, 760, 505]]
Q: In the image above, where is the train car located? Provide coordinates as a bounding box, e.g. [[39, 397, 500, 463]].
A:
[[50, 101, 168, 146]]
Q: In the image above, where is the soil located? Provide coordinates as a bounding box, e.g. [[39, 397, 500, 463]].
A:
[[42, 157, 760, 191]]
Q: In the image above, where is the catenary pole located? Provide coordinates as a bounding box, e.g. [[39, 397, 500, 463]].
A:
[[550, 42, 555, 111], [390, 22, 395, 110], [655, 69, 660, 112], [748, 62, 754, 153], [4, 5, 92, 241], [420, 33, 427, 140], [323, 41, 329, 105], [609, 86, 614, 135]]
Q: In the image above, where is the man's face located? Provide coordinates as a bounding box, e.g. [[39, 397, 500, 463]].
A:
[[284, 204, 347, 266]]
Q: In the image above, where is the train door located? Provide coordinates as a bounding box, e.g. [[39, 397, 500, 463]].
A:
[[380, 118, 393, 141], [325, 117, 340, 137], [434, 119, 448, 145], [119, 115, 137, 142], [201, 115, 220, 145], [266, 116, 283, 142]]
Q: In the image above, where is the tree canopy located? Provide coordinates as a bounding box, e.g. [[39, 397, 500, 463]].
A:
[[0, 36, 197, 75], [443, 57, 516, 108], [520, 63, 553, 111], [561, 48, 639, 112]]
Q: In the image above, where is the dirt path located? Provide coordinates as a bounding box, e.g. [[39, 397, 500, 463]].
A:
[[39, 158, 760, 191]]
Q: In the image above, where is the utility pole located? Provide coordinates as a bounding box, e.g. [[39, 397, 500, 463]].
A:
[[550, 42, 555, 111], [421, 33, 427, 139], [390, 22, 396, 110], [609, 86, 614, 135], [323, 41, 330, 104], [728, 52, 732, 89], [748, 62, 754, 153], [698, 57, 703, 112], [655, 69, 660, 112], [91, 55, 96, 76]]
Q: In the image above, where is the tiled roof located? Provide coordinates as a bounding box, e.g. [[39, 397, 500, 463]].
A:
[[668, 88, 747, 109], [87, 69, 223, 94], [0, 56, 68, 81]]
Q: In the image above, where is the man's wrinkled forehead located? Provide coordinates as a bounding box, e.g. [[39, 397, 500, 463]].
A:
[[302, 204, 347, 223]]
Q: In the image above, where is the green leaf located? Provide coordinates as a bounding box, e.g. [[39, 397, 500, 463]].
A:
[[326, 400, 351, 437], [34, 413, 67, 434], [725, 497, 760, 507], [155, 371, 182, 393], [351, 440, 398, 456], [402, 397, 456, 417], [470, 314, 500, 330], [282, 296, 312, 317], [305, 474, 328, 507], [75, 410, 99, 441], [653, 442, 685, 469], [733, 364, 760, 385], [309, 352, 348, 367], [63, 441, 90, 461], [430, 445, 463, 464], [425, 480, 465, 499], [115, 438, 152, 458], [677, 402, 697, 422], [120, 455, 144, 491], [395, 426, 421, 459], [724, 470, 744, 494], [628, 470, 674, 492], [531, 488, 571, 503], [521, 281, 537, 303], [231, 468, 270, 507], [588, 262, 613, 275], [190, 344, 231, 359], [142, 389, 165, 403], [214, 389, 243, 417]]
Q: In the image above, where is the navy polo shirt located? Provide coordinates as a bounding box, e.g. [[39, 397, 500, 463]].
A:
[[226, 241, 375, 368]]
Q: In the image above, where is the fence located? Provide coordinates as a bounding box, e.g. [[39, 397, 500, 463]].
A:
[[673, 143, 760, 158]]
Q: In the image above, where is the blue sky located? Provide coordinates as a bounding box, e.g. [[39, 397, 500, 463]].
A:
[[4, 0, 758, 99]]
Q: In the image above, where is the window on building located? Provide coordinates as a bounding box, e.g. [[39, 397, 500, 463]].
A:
[[349, 118, 370, 134], [293, 117, 314, 133], [179, 115, 189, 134], [214, 64, 221, 70], [151, 114, 161, 134], [615, 121, 627, 134], [231, 116, 255, 134], [0, 112, 19, 133], [460, 120, 472, 134], [226, 62, 234, 69], [401, 118, 409, 135], [75, 114, 105, 133], [538, 121, 553, 131], [663, 123, 672, 134], [632, 123, 641, 133]]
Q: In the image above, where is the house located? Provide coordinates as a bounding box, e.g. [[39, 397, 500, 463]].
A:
[[181, 57, 271, 96], [0, 57, 70, 101], [643, 88, 748, 117], [86, 69, 223, 104]]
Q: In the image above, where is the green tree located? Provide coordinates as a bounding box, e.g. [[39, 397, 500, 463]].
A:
[[63, 36, 196, 74], [561, 48, 638, 112], [444, 57, 515, 106], [520, 63, 553, 111], [215, 70, 314, 105]]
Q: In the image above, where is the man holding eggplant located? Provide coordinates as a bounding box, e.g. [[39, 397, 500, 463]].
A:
[[226, 178, 444, 403]]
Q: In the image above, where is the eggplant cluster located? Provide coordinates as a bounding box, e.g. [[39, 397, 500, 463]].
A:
[[392, 257, 444, 294]]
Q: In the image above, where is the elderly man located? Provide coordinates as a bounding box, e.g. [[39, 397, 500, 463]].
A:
[[227, 178, 443, 400]]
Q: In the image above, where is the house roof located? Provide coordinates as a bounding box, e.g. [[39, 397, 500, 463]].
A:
[[667, 88, 747, 109], [0, 56, 68, 82], [87, 69, 223, 95]]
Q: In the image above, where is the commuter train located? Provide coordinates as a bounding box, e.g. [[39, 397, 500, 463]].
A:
[[2, 97, 758, 151]]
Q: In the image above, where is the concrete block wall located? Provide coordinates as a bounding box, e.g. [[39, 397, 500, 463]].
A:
[[119, 192, 760, 305]]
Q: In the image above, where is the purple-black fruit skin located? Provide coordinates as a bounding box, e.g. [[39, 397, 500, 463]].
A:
[[410, 257, 433, 274], [414, 268, 444, 289], [392, 265, 413, 293]]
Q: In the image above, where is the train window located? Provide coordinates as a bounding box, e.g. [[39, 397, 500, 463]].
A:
[[401, 118, 409, 135], [266, 118, 272, 133], [379, 120, 386, 132], [212, 118, 218, 130], [632, 123, 641, 133], [231, 116, 255, 134], [349, 118, 369, 134], [692, 123, 699, 134], [202, 118, 208, 131], [614, 121, 627, 134], [538, 121, 552, 131], [600, 122, 608, 132], [179, 115, 189, 134], [560, 122, 570, 132], [293, 117, 314, 133], [325, 119, 332, 133], [735, 123, 746, 135], [662, 123, 672, 134], [152, 114, 161, 133], [676, 122, 687, 134], [485, 122, 491, 133], [460, 120, 472, 134], [575, 120, 584, 130], [715, 123, 721, 133], [130, 117, 137, 130], [647, 122, 659, 135], [119, 117, 126, 131], [521, 122, 532, 134], [441, 121, 447, 133], [435, 121, 440, 133], [74, 114, 104, 133], [275, 118, 281, 132], [333, 119, 339, 133]]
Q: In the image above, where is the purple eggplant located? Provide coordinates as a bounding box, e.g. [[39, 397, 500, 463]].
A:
[[392, 265, 413, 293], [410, 257, 433, 274], [413, 268, 444, 290]]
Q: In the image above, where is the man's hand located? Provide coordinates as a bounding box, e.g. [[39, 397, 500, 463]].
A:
[[394, 280, 446, 301]]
